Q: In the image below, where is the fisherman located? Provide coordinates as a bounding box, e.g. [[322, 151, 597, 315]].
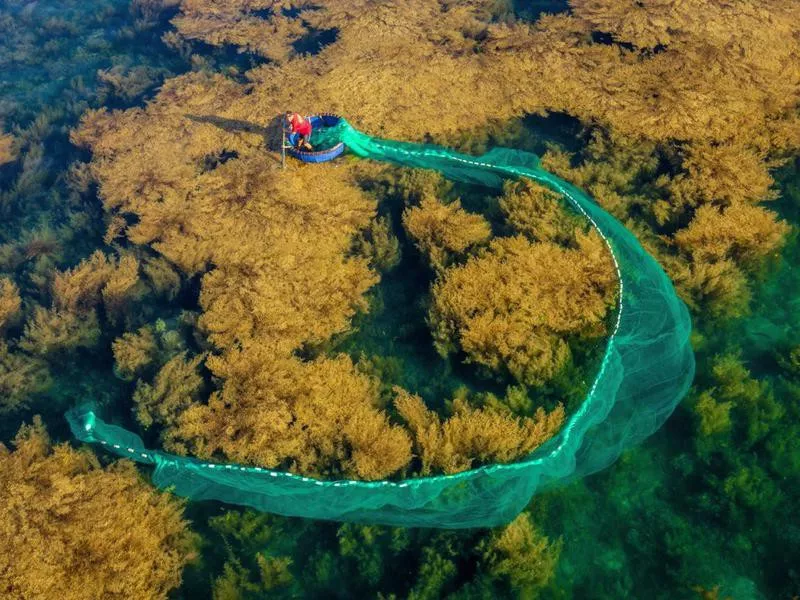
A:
[[285, 111, 313, 151]]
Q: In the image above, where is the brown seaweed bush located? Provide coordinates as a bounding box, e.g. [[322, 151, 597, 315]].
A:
[[431, 232, 617, 385], [0, 418, 197, 599], [481, 512, 562, 592], [500, 180, 583, 245], [146, 353, 413, 480], [0, 133, 16, 165], [395, 387, 564, 475], [19, 250, 145, 355], [403, 195, 492, 272], [171, 0, 308, 63], [0, 343, 50, 415], [0, 277, 22, 331], [113, 324, 160, 379]]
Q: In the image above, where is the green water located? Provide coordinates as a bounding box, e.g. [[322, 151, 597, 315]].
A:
[[2, 1, 799, 598]]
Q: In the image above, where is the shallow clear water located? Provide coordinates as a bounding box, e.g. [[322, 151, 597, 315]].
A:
[[2, 1, 798, 598]]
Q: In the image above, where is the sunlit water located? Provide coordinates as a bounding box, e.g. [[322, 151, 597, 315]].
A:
[[1, 1, 798, 598]]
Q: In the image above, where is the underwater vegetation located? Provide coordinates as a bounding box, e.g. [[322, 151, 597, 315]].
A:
[[0, 417, 197, 599], [2, 0, 800, 598]]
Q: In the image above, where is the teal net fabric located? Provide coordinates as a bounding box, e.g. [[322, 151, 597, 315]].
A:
[[66, 118, 695, 529]]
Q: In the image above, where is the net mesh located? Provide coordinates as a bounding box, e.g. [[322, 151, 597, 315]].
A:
[[66, 119, 694, 528]]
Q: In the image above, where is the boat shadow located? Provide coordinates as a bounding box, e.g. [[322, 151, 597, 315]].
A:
[[184, 113, 286, 152]]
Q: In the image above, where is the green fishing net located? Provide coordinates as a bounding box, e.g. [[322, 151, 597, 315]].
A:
[[67, 118, 694, 528]]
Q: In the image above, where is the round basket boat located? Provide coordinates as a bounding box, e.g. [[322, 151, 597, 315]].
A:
[[287, 114, 346, 163]]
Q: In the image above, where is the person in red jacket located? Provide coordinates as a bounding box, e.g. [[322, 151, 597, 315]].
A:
[[285, 111, 313, 150]]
